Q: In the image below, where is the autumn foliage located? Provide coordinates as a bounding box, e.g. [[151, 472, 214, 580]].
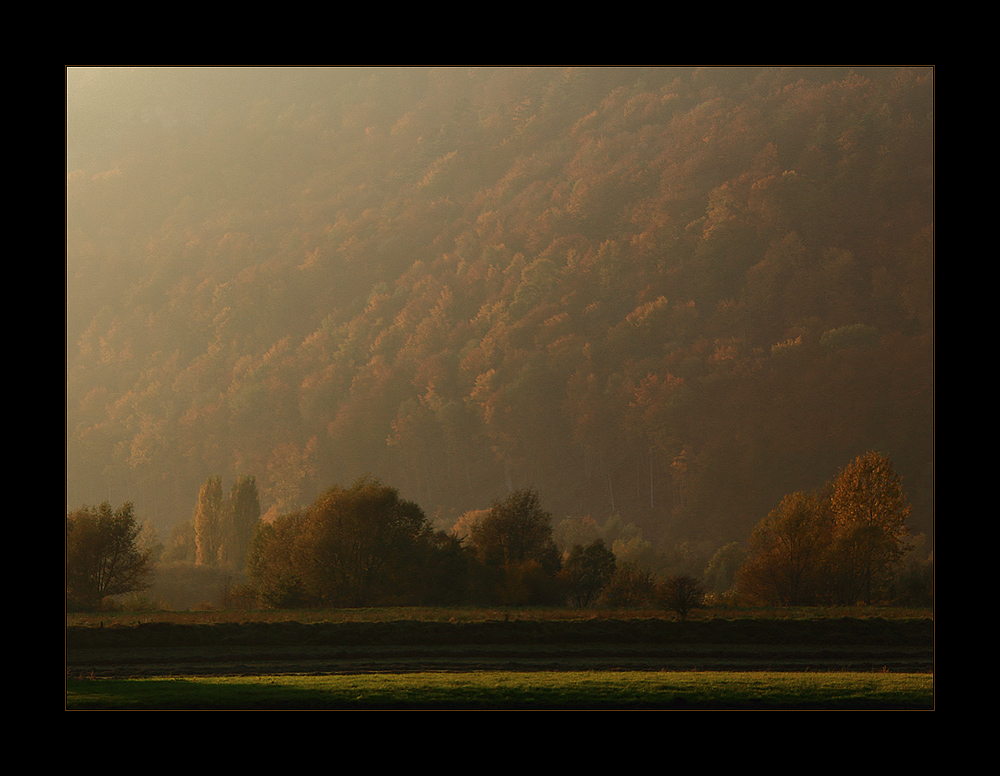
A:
[[736, 452, 914, 606], [66, 502, 154, 610], [248, 478, 434, 608], [67, 67, 933, 567]]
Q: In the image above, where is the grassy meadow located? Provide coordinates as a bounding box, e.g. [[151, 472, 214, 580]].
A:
[[65, 669, 933, 710]]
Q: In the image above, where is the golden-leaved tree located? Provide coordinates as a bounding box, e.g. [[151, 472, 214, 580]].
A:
[[194, 475, 261, 572], [736, 451, 914, 605], [827, 450, 912, 604], [248, 477, 433, 608], [735, 490, 833, 605], [194, 476, 224, 567], [219, 475, 261, 573]]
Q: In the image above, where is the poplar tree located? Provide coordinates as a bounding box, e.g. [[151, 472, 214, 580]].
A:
[[194, 476, 224, 566], [220, 475, 261, 572]]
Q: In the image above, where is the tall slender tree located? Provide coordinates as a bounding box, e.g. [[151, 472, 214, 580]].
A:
[[194, 476, 224, 566], [220, 475, 261, 572]]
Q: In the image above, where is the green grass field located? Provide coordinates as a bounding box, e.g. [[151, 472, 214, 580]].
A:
[[66, 669, 933, 710]]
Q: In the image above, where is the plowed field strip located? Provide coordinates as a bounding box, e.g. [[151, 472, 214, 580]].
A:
[[66, 643, 934, 677]]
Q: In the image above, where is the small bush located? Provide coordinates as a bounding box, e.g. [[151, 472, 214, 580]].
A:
[[598, 562, 657, 609], [658, 575, 704, 621]]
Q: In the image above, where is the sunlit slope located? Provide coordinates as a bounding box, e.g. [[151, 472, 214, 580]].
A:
[[66, 66, 933, 546]]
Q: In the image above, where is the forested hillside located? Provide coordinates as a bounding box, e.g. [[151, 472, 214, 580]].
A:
[[66, 66, 933, 560]]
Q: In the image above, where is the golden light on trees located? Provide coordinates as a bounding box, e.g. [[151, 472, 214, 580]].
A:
[[736, 451, 915, 606], [829, 450, 913, 604]]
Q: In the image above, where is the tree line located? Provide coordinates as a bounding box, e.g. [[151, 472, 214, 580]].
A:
[[66, 451, 930, 614]]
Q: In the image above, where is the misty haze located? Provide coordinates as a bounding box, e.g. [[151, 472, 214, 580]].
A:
[[66, 66, 933, 615]]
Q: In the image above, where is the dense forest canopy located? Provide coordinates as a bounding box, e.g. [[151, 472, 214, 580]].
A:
[[66, 66, 933, 558]]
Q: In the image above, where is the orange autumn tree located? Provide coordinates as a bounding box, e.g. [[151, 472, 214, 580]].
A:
[[735, 490, 833, 605], [249, 477, 435, 608], [736, 451, 913, 606], [827, 450, 913, 604]]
